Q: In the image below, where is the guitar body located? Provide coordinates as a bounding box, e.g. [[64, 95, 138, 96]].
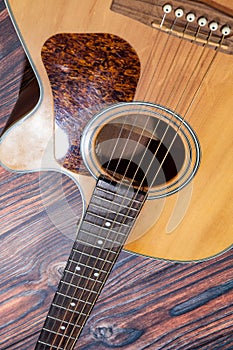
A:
[[1, 0, 233, 261]]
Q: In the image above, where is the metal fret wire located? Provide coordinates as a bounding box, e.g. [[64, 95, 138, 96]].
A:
[[122, 32, 217, 192], [42, 10, 226, 350]]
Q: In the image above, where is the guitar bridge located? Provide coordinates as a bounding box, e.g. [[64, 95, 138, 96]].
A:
[[111, 0, 233, 54]]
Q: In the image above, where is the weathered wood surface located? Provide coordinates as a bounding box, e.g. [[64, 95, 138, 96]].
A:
[[0, 1, 233, 349]]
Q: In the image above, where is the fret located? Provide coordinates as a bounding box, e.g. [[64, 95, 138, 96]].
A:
[[92, 193, 130, 211], [60, 280, 98, 294], [68, 255, 112, 275], [71, 247, 115, 264], [49, 303, 88, 326], [36, 177, 147, 349], [89, 201, 137, 218], [67, 260, 108, 276], [72, 241, 116, 258], [51, 303, 87, 317], [56, 282, 97, 304], [60, 280, 98, 295], [87, 203, 135, 221], [75, 236, 119, 253], [39, 328, 77, 349], [37, 340, 60, 349], [43, 328, 76, 340], [96, 177, 143, 198], [78, 227, 123, 247], [72, 241, 116, 257], [48, 315, 76, 325], [55, 292, 92, 307], [64, 268, 103, 285], [85, 212, 131, 228], [95, 186, 142, 204], [81, 220, 129, 238]]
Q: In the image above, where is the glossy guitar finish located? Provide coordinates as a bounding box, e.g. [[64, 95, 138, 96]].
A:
[[1, 0, 233, 261]]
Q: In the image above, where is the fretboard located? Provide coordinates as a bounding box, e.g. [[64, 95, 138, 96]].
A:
[[35, 176, 146, 350]]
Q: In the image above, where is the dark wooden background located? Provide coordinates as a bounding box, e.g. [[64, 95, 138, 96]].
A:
[[0, 1, 233, 349]]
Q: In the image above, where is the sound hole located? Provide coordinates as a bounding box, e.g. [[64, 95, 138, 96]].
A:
[[95, 115, 185, 190]]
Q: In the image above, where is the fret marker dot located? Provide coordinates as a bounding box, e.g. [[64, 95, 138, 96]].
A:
[[70, 302, 76, 307], [60, 326, 65, 330], [105, 222, 111, 227], [76, 266, 81, 271], [97, 239, 103, 245], [94, 272, 99, 277]]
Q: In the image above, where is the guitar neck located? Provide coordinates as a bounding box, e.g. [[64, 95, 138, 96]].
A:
[[36, 177, 146, 349]]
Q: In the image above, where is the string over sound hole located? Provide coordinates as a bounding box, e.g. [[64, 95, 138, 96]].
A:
[[81, 102, 201, 199], [95, 120, 185, 190]]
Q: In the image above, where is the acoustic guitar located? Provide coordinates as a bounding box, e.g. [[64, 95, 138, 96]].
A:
[[1, 0, 232, 349]]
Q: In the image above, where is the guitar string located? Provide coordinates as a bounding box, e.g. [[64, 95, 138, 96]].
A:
[[52, 13, 201, 348], [144, 22, 190, 102], [49, 189, 147, 350], [67, 190, 148, 350], [99, 20, 177, 184], [56, 39, 215, 350], [156, 27, 201, 110], [135, 40, 223, 196], [103, 36, 222, 253], [100, 15, 206, 195], [146, 24, 200, 105], [60, 36, 222, 350], [56, 10, 177, 349], [70, 38, 221, 348], [109, 23, 197, 190], [126, 32, 215, 191], [60, 13, 198, 348], [66, 33, 227, 349], [48, 12, 224, 348], [104, 32, 225, 252], [48, 6, 171, 349], [109, 23, 218, 199], [71, 23, 226, 347]]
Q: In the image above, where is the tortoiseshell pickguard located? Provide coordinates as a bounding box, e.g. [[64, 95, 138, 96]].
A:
[[41, 33, 140, 174]]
